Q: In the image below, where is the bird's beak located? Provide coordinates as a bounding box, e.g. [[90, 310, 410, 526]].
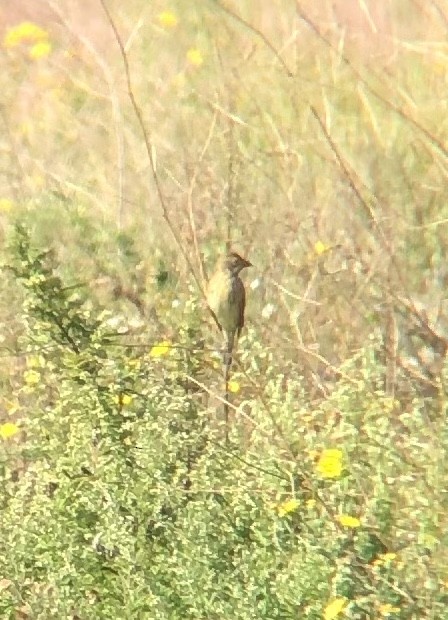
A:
[[243, 258, 253, 268]]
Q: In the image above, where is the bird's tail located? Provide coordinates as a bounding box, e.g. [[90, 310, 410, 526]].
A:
[[223, 330, 235, 444]]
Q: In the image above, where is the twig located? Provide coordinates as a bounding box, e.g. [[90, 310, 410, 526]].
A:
[[211, 0, 294, 78], [46, 0, 125, 227], [98, 0, 206, 297], [296, 2, 448, 159], [186, 110, 218, 287]]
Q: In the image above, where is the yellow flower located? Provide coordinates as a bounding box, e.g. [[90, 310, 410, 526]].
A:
[[0, 198, 13, 212], [373, 552, 397, 567], [227, 380, 240, 393], [27, 355, 45, 368], [29, 40, 52, 59], [378, 603, 400, 616], [150, 340, 171, 357], [314, 240, 329, 256], [113, 394, 133, 406], [127, 358, 141, 370], [158, 11, 178, 29], [277, 498, 300, 517], [379, 552, 396, 563], [324, 598, 347, 620], [186, 48, 204, 66], [3, 21, 48, 48], [337, 514, 361, 528], [0, 422, 19, 440], [316, 448, 343, 479], [24, 369, 40, 385]]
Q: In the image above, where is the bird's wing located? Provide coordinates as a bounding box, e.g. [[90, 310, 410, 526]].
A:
[[206, 273, 223, 332], [209, 307, 222, 332], [237, 278, 246, 338]]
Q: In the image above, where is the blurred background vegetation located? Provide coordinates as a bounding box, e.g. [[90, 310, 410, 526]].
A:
[[1, 1, 448, 618]]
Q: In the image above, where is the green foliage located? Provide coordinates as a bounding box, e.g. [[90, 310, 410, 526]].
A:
[[0, 228, 446, 619]]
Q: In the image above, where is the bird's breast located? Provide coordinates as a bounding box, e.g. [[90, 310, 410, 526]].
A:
[[207, 272, 241, 332]]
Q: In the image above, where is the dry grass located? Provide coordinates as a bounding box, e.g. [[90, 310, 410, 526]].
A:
[[1, 2, 448, 616]]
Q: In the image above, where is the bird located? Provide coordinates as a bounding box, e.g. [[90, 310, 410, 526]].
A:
[[206, 251, 252, 364]]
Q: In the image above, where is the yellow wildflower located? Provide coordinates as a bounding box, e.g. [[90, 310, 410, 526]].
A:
[[316, 448, 343, 479], [158, 11, 178, 29], [113, 394, 133, 406], [186, 48, 204, 66], [0, 422, 19, 440], [27, 355, 45, 368], [373, 552, 397, 567], [127, 358, 141, 370], [29, 40, 52, 59], [314, 240, 329, 256], [3, 21, 48, 48], [277, 498, 300, 517], [324, 598, 347, 620], [24, 369, 40, 385], [227, 380, 240, 393], [0, 199, 13, 212], [337, 514, 361, 528], [150, 340, 171, 357], [379, 552, 396, 563]]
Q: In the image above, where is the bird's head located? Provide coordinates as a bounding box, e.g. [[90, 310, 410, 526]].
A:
[[222, 251, 252, 276]]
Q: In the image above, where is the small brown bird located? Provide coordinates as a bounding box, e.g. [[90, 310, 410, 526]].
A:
[[207, 251, 252, 362]]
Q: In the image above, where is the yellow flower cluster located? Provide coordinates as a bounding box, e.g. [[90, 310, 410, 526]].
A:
[[337, 514, 361, 528], [227, 380, 240, 394], [314, 240, 329, 256], [316, 448, 343, 479], [373, 552, 397, 567], [324, 598, 346, 619], [155, 11, 205, 68], [3, 21, 52, 59], [0, 422, 19, 440], [113, 394, 133, 406], [186, 48, 204, 67], [158, 11, 178, 29], [0, 198, 14, 213], [276, 498, 300, 517], [24, 369, 40, 386], [150, 340, 171, 357], [29, 40, 52, 59]]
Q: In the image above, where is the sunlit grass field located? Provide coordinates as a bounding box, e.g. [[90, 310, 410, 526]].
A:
[[1, 1, 448, 618]]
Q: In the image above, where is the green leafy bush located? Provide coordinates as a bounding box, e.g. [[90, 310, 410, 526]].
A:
[[0, 228, 446, 619]]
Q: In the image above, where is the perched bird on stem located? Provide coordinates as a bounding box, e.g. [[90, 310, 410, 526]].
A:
[[207, 250, 252, 443], [206, 251, 252, 364], [207, 252, 252, 444]]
